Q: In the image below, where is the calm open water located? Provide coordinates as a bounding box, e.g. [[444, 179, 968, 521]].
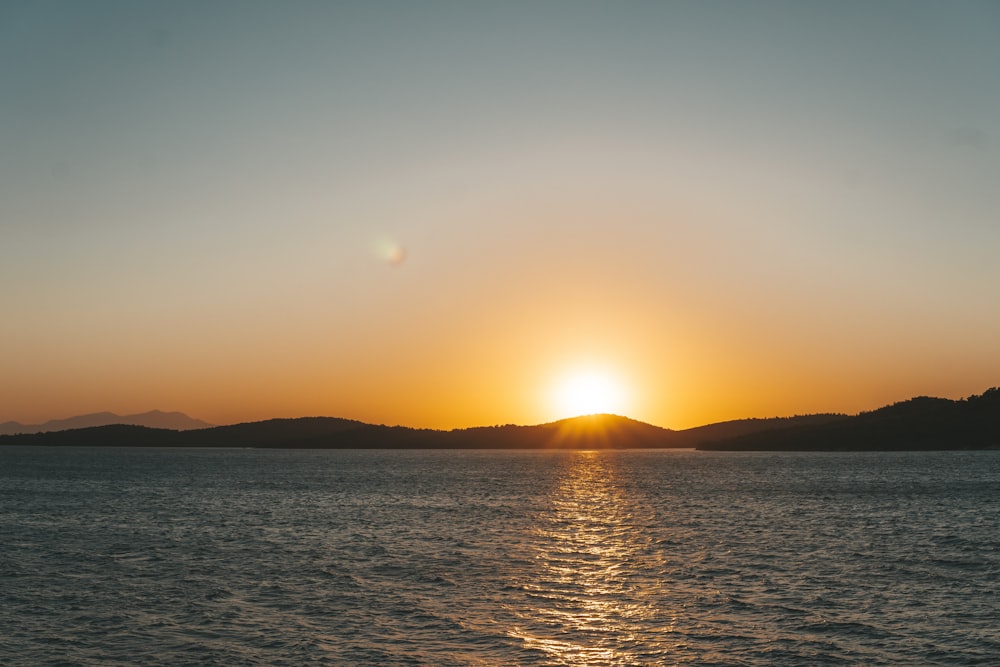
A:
[[1, 447, 998, 666]]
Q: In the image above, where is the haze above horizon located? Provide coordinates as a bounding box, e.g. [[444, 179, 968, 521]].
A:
[[3, 2, 999, 430]]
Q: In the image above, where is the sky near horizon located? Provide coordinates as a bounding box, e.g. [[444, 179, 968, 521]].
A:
[[2, 1, 999, 429]]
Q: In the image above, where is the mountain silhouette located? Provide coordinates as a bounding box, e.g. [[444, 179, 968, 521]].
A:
[[0, 410, 212, 436], [672, 413, 848, 446], [698, 388, 1000, 450], [2, 392, 998, 450], [0, 414, 690, 449]]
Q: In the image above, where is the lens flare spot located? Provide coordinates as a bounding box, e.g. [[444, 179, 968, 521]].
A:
[[374, 236, 407, 267]]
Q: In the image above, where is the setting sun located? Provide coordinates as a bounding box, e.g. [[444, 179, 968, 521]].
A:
[[553, 369, 629, 418]]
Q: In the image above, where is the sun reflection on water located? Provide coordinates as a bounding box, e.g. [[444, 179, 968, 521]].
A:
[[509, 451, 671, 665]]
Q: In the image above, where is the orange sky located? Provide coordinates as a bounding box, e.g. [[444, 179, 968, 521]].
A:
[[3, 3, 999, 429]]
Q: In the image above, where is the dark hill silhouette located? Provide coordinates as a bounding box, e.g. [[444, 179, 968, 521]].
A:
[[0, 410, 211, 435], [179, 417, 377, 448], [0, 414, 688, 449], [672, 413, 848, 447], [3, 391, 998, 450], [0, 424, 182, 447], [698, 388, 1000, 451], [449, 414, 683, 449]]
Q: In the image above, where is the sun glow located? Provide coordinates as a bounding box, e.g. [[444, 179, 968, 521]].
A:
[[553, 369, 629, 418]]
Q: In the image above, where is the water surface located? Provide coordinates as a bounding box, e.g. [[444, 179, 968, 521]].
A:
[[2, 447, 998, 665]]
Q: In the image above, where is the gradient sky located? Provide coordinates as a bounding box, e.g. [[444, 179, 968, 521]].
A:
[[3, 1, 999, 429]]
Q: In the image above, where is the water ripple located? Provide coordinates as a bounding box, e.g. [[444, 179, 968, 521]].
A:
[[1, 447, 998, 665]]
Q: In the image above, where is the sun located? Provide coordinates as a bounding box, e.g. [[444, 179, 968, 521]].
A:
[[553, 369, 629, 418]]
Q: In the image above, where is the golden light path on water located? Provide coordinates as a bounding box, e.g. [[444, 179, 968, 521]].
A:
[[509, 451, 673, 665]]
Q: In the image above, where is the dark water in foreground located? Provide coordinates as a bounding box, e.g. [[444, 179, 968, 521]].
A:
[[1, 447, 998, 666]]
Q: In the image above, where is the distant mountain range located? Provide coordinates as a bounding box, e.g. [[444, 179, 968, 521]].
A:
[[0, 410, 212, 436], [1, 389, 997, 450]]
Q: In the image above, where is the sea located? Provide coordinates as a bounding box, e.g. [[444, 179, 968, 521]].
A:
[[1, 446, 998, 666]]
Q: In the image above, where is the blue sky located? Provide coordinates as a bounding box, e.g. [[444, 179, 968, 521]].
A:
[[2, 1, 999, 427]]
